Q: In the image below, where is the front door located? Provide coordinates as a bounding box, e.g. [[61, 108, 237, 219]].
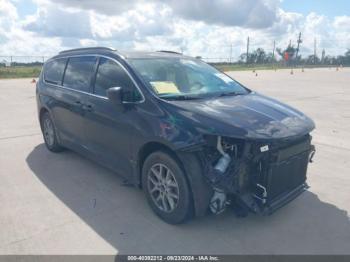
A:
[[84, 57, 143, 177]]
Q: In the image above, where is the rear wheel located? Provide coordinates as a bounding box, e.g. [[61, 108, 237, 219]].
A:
[[142, 151, 193, 224], [41, 112, 64, 152]]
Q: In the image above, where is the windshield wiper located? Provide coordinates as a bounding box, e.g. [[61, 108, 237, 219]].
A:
[[217, 91, 242, 97], [161, 95, 201, 101]]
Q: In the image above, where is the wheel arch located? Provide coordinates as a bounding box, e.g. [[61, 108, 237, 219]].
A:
[[137, 141, 213, 217], [38, 107, 63, 146], [137, 141, 181, 188], [39, 107, 50, 130]]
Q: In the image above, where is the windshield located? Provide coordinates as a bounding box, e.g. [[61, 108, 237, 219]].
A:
[[127, 58, 249, 100]]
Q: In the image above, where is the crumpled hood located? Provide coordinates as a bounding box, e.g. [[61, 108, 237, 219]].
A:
[[165, 92, 315, 140]]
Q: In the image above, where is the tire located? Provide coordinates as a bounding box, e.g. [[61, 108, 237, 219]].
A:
[[40, 112, 64, 152], [142, 151, 194, 224]]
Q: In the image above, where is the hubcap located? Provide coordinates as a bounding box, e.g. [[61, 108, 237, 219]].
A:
[[147, 163, 179, 213], [43, 117, 55, 146]]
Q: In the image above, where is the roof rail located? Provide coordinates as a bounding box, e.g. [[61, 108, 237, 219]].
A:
[[156, 50, 182, 55], [59, 47, 116, 54]]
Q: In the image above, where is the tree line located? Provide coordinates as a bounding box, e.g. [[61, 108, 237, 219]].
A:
[[238, 45, 350, 66]]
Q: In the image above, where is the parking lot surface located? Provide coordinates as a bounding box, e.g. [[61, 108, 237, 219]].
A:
[[0, 68, 349, 254]]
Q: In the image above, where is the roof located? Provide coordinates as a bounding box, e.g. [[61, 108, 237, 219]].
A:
[[58, 47, 116, 54], [54, 47, 193, 60], [121, 50, 192, 59]]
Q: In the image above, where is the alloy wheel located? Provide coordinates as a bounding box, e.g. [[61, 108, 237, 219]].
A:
[[147, 163, 180, 213], [43, 117, 55, 147]]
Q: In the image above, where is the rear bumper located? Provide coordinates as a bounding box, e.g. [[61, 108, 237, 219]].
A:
[[262, 183, 309, 215]]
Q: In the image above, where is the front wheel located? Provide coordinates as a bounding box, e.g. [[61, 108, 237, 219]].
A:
[[142, 151, 193, 224], [40, 112, 64, 152]]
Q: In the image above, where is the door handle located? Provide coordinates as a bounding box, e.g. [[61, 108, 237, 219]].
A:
[[82, 104, 94, 112]]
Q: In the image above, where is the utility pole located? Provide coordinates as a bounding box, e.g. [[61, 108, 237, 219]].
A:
[[272, 40, 276, 61], [314, 38, 317, 65], [295, 32, 302, 61], [246, 37, 250, 64], [229, 44, 232, 64], [321, 49, 325, 64]]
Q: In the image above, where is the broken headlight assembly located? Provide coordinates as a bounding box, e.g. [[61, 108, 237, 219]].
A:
[[200, 135, 250, 214]]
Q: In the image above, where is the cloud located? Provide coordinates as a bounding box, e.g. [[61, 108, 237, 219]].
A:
[[23, 1, 173, 43], [167, 0, 279, 28], [0, 0, 18, 46], [24, 6, 92, 38], [51, 0, 138, 15], [89, 3, 173, 41], [269, 12, 347, 56], [0, 0, 18, 20], [333, 16, 350, 31], [50, 0, 280, 29], [333, 16, 350, 53], [0, 0, 18, 32], [0, 0, 63, 55]]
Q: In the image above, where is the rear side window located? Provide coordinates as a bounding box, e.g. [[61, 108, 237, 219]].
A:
[[63, 56, 96, 92], [44, 58, 67, 85], [94, 57, 142, 102]]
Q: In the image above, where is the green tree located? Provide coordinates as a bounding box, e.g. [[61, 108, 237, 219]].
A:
[[305, 55, 320, 64]]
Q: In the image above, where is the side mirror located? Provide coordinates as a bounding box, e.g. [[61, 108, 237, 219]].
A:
[[107, 87, 122, 105]]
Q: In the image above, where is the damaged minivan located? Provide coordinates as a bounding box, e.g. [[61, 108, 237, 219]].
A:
[[36, 47, 316, 224]]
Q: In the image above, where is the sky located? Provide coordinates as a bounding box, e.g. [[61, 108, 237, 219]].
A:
[[281, 0, 349, 17], [0, 0, 349, 61]]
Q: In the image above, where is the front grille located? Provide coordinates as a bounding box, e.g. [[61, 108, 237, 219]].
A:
[[261, 137, 312, 203]]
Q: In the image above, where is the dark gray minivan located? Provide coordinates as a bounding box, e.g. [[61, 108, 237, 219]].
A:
[[36, 47, 315, 224]]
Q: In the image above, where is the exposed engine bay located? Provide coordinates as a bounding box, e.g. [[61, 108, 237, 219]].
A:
[[199, 135, 316, 216]]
